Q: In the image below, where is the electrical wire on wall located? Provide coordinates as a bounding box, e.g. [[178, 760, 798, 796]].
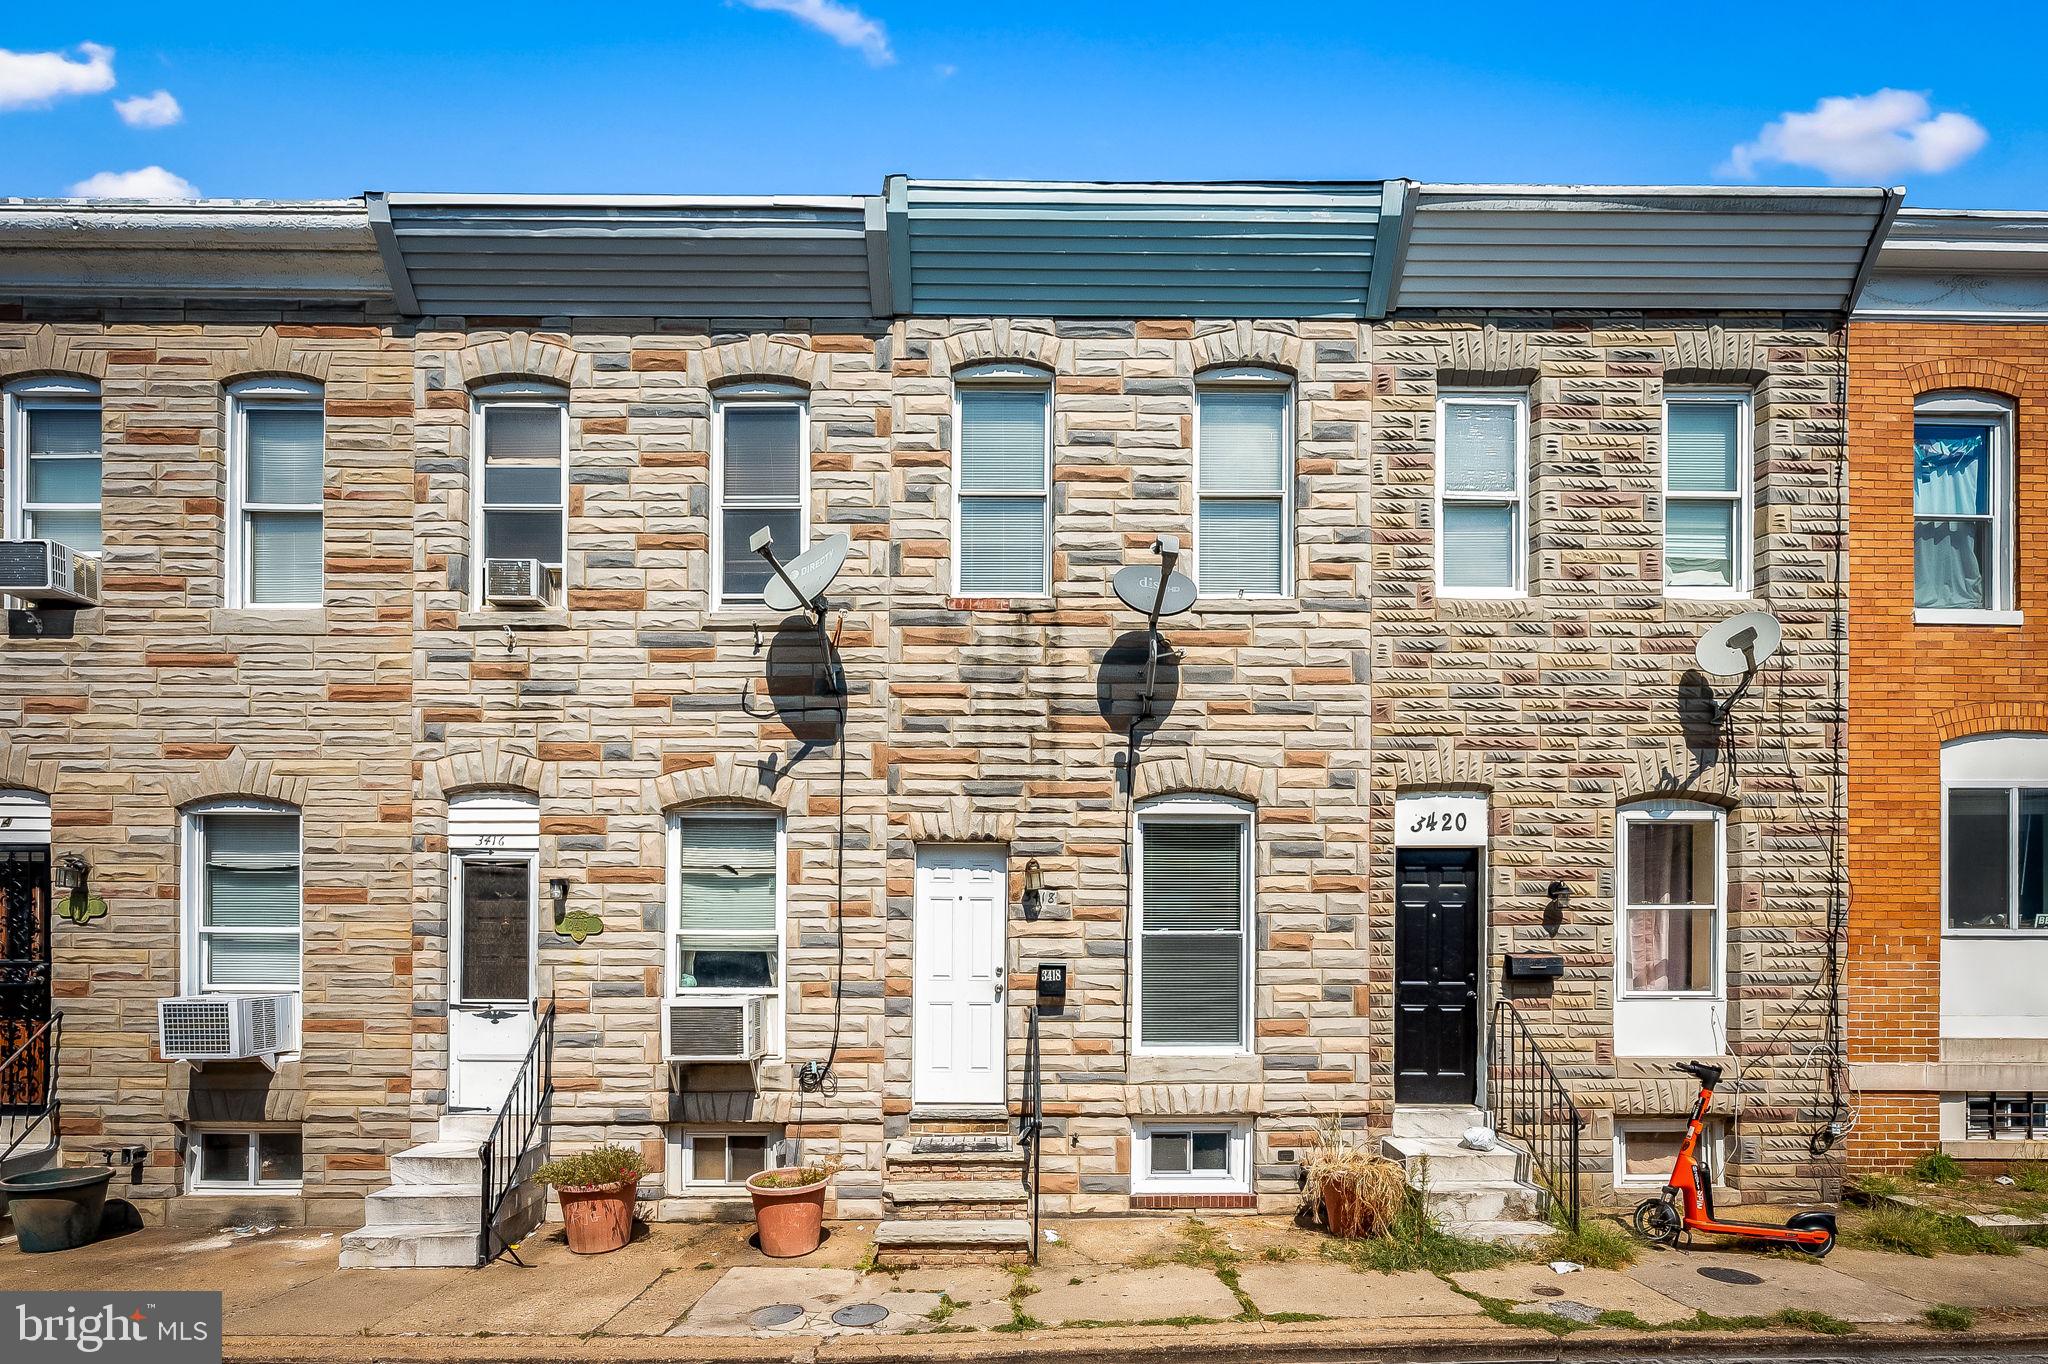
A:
[[1812, 342, 1854, 1157], [796, 688, 849, 1102]]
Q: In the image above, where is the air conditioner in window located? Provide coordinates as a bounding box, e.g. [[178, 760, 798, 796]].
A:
[[0, 539, 99, 606], [483, 558, 553, 608], [158, 993, 296, 1065], [665, 995, 769, 1063]]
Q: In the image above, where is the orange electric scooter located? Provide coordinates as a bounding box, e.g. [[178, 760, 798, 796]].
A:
[[1632, 1061, 1837, 1256]]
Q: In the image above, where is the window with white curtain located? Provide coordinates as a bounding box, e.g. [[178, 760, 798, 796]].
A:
[[5, 377, 103, 555], [229, 380, 325, 607], [669, 812, 783, 997], [1663, 394, 1750, 594], [1135, 798, 1252, 1052], [472, 384, 567, 602], [185, 804, 302, 993], [1196, 377, 1290, 597], [1915, 392, 2013, 615], [953, 371, 1051, 597], [713, 390, 807, 607], [1437, 392, 1526, 594], [1617, 802, 1722, 997]]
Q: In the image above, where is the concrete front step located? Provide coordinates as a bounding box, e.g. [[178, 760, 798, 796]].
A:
[[1460, 1217, 1557, 1248], [875, 1216, 1031, 1266], [339, 1221, 485, 1269], [436, 1111, 500, 1143], [1390, 1105, 1486, 1140], [1380, 1134, 1528, 1183], [365, 1182, 485, 1229], [1419, 1180, 1543, 1224]]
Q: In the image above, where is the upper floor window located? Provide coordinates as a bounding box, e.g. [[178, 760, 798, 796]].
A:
[[472, 382, 568, 604], [1663, 393, 1750, 595], [954, 367, 1051, 597], [1915, 391, 2014, 616], [183, 803, 302, 994], [4, 376, 102, 554], [1437, 392, 1527, 596], [228, 379, 324, 608], [713, 387, 806, 608], [1134, 796, 1252, 1053], [1617, 801, 1723, 997], [1195, 375, 1290, 597], [1943, 734, 2048, 932]]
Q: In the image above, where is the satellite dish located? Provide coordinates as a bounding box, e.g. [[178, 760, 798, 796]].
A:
[[760, 532, 849, 613], [1695, 610, 1783, 678], [1113, 563, 1197, 619]]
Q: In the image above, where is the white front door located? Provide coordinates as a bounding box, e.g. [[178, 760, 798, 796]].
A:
[[913, 847, 1007, 1106], [449, 854, 536, 1112]]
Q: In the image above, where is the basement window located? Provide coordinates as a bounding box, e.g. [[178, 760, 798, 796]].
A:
[[1132, 1121, 1249, 1195], [674, 1130, 787, 1189], [1965, 1094, 2048, 1140], [187, 1129, 303, 1192], [1613, 1119, 1724, 1188]]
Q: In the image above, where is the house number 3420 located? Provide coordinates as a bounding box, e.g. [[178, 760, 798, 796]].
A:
[[1408, 810, 1469, 833]]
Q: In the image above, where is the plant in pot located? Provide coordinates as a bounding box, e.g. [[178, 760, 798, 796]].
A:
[[746, 1161, 838, 1258], [1302, 1114, 1409, 1240], [534, 1144, 647, 1254]]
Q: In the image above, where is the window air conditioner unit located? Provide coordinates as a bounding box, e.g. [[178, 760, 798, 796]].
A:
[[0, 539, 99, 606], [483, 558, 553, 608], [158, 993, 296, 1064], [665, 995, 768, 1063]]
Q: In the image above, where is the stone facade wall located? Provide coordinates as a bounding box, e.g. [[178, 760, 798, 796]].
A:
[[0, 311, 415, 1226]]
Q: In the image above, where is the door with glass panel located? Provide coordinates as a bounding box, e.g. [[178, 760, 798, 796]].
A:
[[449, 855, 535, 1112]]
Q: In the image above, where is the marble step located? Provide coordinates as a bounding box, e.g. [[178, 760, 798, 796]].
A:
[[875, 1217, 1031, 1251]]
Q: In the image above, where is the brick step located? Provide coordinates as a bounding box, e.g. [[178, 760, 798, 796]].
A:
[[874, 1217, 1031, 1267]]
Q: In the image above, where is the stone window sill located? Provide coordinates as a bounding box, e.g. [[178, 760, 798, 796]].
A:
[[208, 609, 328, 636], [1917, 608, 2023, 627], [457, 609, 569, 630]]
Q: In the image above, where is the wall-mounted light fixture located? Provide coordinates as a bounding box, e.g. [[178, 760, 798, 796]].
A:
[[550, 877, 571, 923], [1545, 880, 1572, 915], [56, 852, 89, 900], [1021, 859, 1045, 914]]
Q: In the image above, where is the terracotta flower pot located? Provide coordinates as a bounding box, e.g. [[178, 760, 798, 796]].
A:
[[746, 1168, 828, 1258], [556, 1177, 638, 1254]]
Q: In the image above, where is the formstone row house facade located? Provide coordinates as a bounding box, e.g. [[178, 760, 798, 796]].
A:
[[0, 180, 1909, 1261]]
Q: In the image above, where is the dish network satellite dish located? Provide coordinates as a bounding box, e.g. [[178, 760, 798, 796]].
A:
[[1112, 536, 1198, 720], [1693, 609, 1782, 722], [752, 528, 849, 694]]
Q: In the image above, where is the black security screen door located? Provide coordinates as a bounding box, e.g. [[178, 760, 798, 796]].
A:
[[0, 847, 53, 1113], [460, 859, 531, 1004], [1393, 848, 1481, 1104]]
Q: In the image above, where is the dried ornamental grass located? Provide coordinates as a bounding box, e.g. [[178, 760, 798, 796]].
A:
[[1303, 1116, 1410, 1239]]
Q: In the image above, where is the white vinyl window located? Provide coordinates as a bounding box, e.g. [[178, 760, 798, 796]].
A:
[[1134, 797, 1252, 1053], [1195, 375, 1291, 597], [1616, 802, 1723, 998], [471, 383, 568, 604], [1915, 391, 2014, 617], [228, 379, 324, 607], [1945, 777, 2048, 933], [1437, 391, 1527, 595], [676, 1130, 787, 1189], [187, 1129, 303, 1192], [953, 367, 1051, 597], [5, 376, 103, 554], [712, 387, 807, 608], [1663, 393, 1751, 594], [1132, 1121, 1250, 1195], [668, 811, 784, 1005], [184, 803, 303, 994], [1614, 1120, 1722, 1189]]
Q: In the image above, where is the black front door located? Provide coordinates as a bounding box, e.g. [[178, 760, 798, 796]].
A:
[[0, 847, 53, 1114], [1393, 848, 1480, 1104]]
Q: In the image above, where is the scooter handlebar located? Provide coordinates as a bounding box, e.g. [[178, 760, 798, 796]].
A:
[[1671, 1061, 1724, 1086]]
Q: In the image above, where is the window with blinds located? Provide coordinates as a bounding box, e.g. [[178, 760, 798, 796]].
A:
[[237, 401, 325, 606], [1196, 385, 1289, 596], [717, 402, 805, 604], [955, 385, 1050, 596], [673, 815, 780, 992], [19, 397, 103, 554], [194, 810, 302, 992], [477, 398, 567, 588], [1137, 815, 1249, 1051], [1664, 397, 1749, 593], [1438, 394, 1525, 594]]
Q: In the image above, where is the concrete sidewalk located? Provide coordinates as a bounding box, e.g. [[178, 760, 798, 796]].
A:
[[4, 1214, 2048, 1360]]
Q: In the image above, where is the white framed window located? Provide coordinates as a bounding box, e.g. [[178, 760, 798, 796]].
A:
[[227, 378, 324, 608], [186, 1128, 303, 1192], [1915, 391, 2014, 618], [1134, 795, 1253, 1054], [471, 382, 569, 605], [1616, 801, 1723, 999], [1436, 390, 1527, 596], [1942, 734, 2048, 934], [1195, 372, 1291, 598], [182, 802, 303, 995], [1663, 392, 1751, 595], [1132, 1121, 1251, 1195], [673, 1129, 788, 1191], [667, 810, 785, 1045], [4, 376, 103, 554], [953, 365, 1051, 598], [1613, 1119, 1722, 1189], [712, 385, 808, 609]]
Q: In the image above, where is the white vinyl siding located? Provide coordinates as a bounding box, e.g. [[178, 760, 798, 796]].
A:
[[713, 393, 807, 607], [186, 806, 302, 994], [1135, 800, 1252, 1053], [472, 386, 568, 604], [1663, 394, 1750, 594], [229, 380, 325, 607], [1437, 392, 1526, 594], [1914, 392, 2014, 617], [5, 377, 102, 554], [1196, 381, 1290, 597], [954, 380, 1051, 597]]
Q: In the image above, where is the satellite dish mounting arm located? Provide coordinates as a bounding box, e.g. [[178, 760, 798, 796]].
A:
[[1141, 536, 1181, 719]]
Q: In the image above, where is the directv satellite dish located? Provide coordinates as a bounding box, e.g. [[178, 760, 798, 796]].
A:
[[751, 528, 849, 695], [1695, 610, 1782, 678], [1111, 536, 1198, 720]]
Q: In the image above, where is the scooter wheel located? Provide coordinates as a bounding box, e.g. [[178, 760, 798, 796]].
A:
[[1633, 1197, 1682, 1245], [1787, 1211, 1837, 1258]]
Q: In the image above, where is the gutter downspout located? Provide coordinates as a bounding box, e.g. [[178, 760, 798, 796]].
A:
[[363, 192, 422, 317]]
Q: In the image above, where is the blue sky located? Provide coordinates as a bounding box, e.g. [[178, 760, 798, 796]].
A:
[[4, 1, 2045, 207]]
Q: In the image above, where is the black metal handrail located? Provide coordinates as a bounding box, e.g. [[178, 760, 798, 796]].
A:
[[478, 999, 556, 1266], [1, 1012, 60, 1163], [1488, 998, 1583, 1233], [1017, 1004, 1044, 1263]]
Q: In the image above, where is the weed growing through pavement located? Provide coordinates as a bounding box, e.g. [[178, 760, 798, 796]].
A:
[[1925, 1304, 1976, 1331]]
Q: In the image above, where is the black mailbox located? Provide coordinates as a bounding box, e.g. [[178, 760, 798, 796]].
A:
[[1035, 962, 1067, 1009], [1506, 953, 1564, 979]]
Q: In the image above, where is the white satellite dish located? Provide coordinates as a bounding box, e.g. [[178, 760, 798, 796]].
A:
[[757, 531, 849, 614], [1695, 610, 1783, 678], [1112, 563, 1197, 619]]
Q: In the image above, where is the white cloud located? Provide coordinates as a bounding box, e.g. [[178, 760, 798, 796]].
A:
[[737, 0, 894, 65], [70, 166, 201, 200], [1725, 89, 1987, 182], [0, 41, 116, 111], [114, 89, 181, 129]]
